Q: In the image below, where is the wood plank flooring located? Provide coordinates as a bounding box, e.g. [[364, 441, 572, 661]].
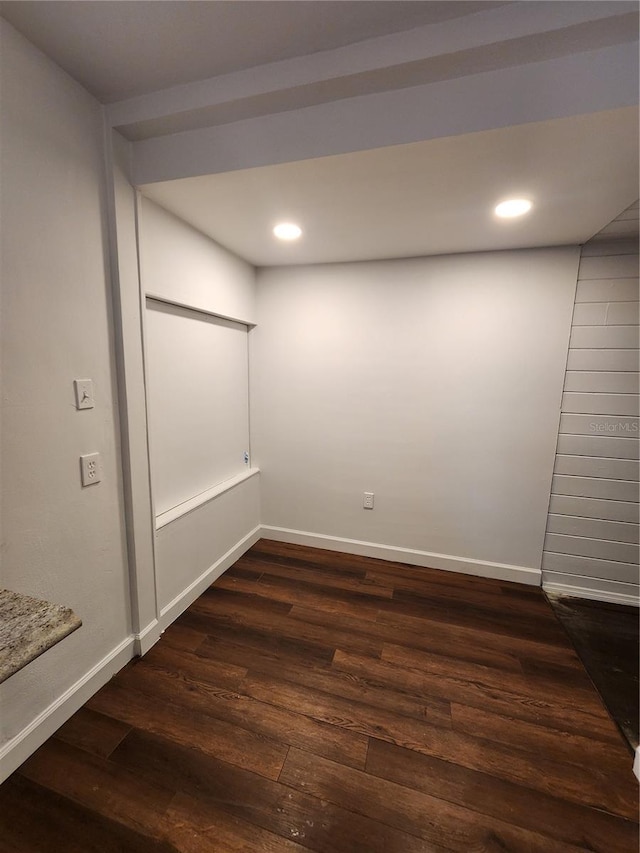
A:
[[547, 593, 639, 752], [1, 540, 638, 852]]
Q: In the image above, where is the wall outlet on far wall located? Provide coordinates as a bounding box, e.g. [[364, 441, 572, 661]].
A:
[[363, 492, 375, 510], [80, 452, 102, 486]]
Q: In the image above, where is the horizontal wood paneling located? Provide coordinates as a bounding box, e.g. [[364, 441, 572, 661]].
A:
[[547, 515, 638, 544], [595, 221, 640, 239], [575, 279, 639, 303], [556, 434, 639, 459], [571, 300, 640, 327], [606, 302, 639, 325], [542, 552, 639, 585], [549, 494, 639, 523], [569, 326, 639, 349], [544, 533, 638, 565], [581, 239, 639, 257], [554, 455, 639, 480], [562, 393, 639, 416], [563, 372, 639, 394], [578, 255, 638, 281], [542, 571, 639, 604], [558, 413, 639, 437], [572, 303, 607, 325], [566, 349, 639, 371], [570, 298, 640, 326], [544, 239, 639, 594], [551, 475, 639, 502]]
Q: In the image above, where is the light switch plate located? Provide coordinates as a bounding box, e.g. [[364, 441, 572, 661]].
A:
[[74, 379, 94, 410], [80, 452, 102, 486]]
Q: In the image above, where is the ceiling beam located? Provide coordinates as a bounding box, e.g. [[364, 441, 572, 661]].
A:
[[132, 43, 639, 185], [109, 2, 637, 141]]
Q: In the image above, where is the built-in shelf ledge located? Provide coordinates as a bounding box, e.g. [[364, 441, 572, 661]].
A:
[[0, 590, 82, 684], [145, 293, 256, 328], [155, 467, 260, 531]]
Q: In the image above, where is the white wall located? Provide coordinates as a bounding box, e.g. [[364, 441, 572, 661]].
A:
[[145, 302, 250, 515], [107, 131, 157, 641], [543, 224, 639, 605], [0, 21, 131, 772], [252, 248, 580, 581], [137, 197, 260, 615], [139, 196, 256, 323], [156, 474, 260, 615]]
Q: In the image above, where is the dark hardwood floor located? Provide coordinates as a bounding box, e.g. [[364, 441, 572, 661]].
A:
[[1, 540, 638, 852], [547, 593, 639, 753]]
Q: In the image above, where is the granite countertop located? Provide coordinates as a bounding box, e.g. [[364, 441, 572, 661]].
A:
[[0, 590, 82, 684]]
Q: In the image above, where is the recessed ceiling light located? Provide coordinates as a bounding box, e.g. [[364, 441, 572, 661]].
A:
[[494, 199, 532, 218], [273, 222, 302, 240]]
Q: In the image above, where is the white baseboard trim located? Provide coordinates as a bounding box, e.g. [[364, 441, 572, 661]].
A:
[[158, 524, 261, 629], [634, 747, 639, 782], [0, 636, 135, 784], [259, 526, 541, 586], [543, 573, 639, 607], [133, 619, 161, 656], [0, 525, 262, 783]]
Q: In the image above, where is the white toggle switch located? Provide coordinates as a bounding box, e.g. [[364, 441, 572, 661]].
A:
[[80, 453, 102, 486], [74, 379, 94, 410]]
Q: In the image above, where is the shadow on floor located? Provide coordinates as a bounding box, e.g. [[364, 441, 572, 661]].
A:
[[547, 593, 639, 754]]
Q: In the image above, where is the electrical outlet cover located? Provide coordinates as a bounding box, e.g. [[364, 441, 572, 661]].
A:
[[80, 452, 102, 486]]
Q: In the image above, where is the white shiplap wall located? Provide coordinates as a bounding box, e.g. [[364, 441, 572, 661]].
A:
[[542, 203, 639, 605]]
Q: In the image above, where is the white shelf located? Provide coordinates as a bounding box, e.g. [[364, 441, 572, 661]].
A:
[[155, 467, 260, 530]]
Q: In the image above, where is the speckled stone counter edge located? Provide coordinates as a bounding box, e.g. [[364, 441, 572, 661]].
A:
[[0, 589, 82, 683]]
